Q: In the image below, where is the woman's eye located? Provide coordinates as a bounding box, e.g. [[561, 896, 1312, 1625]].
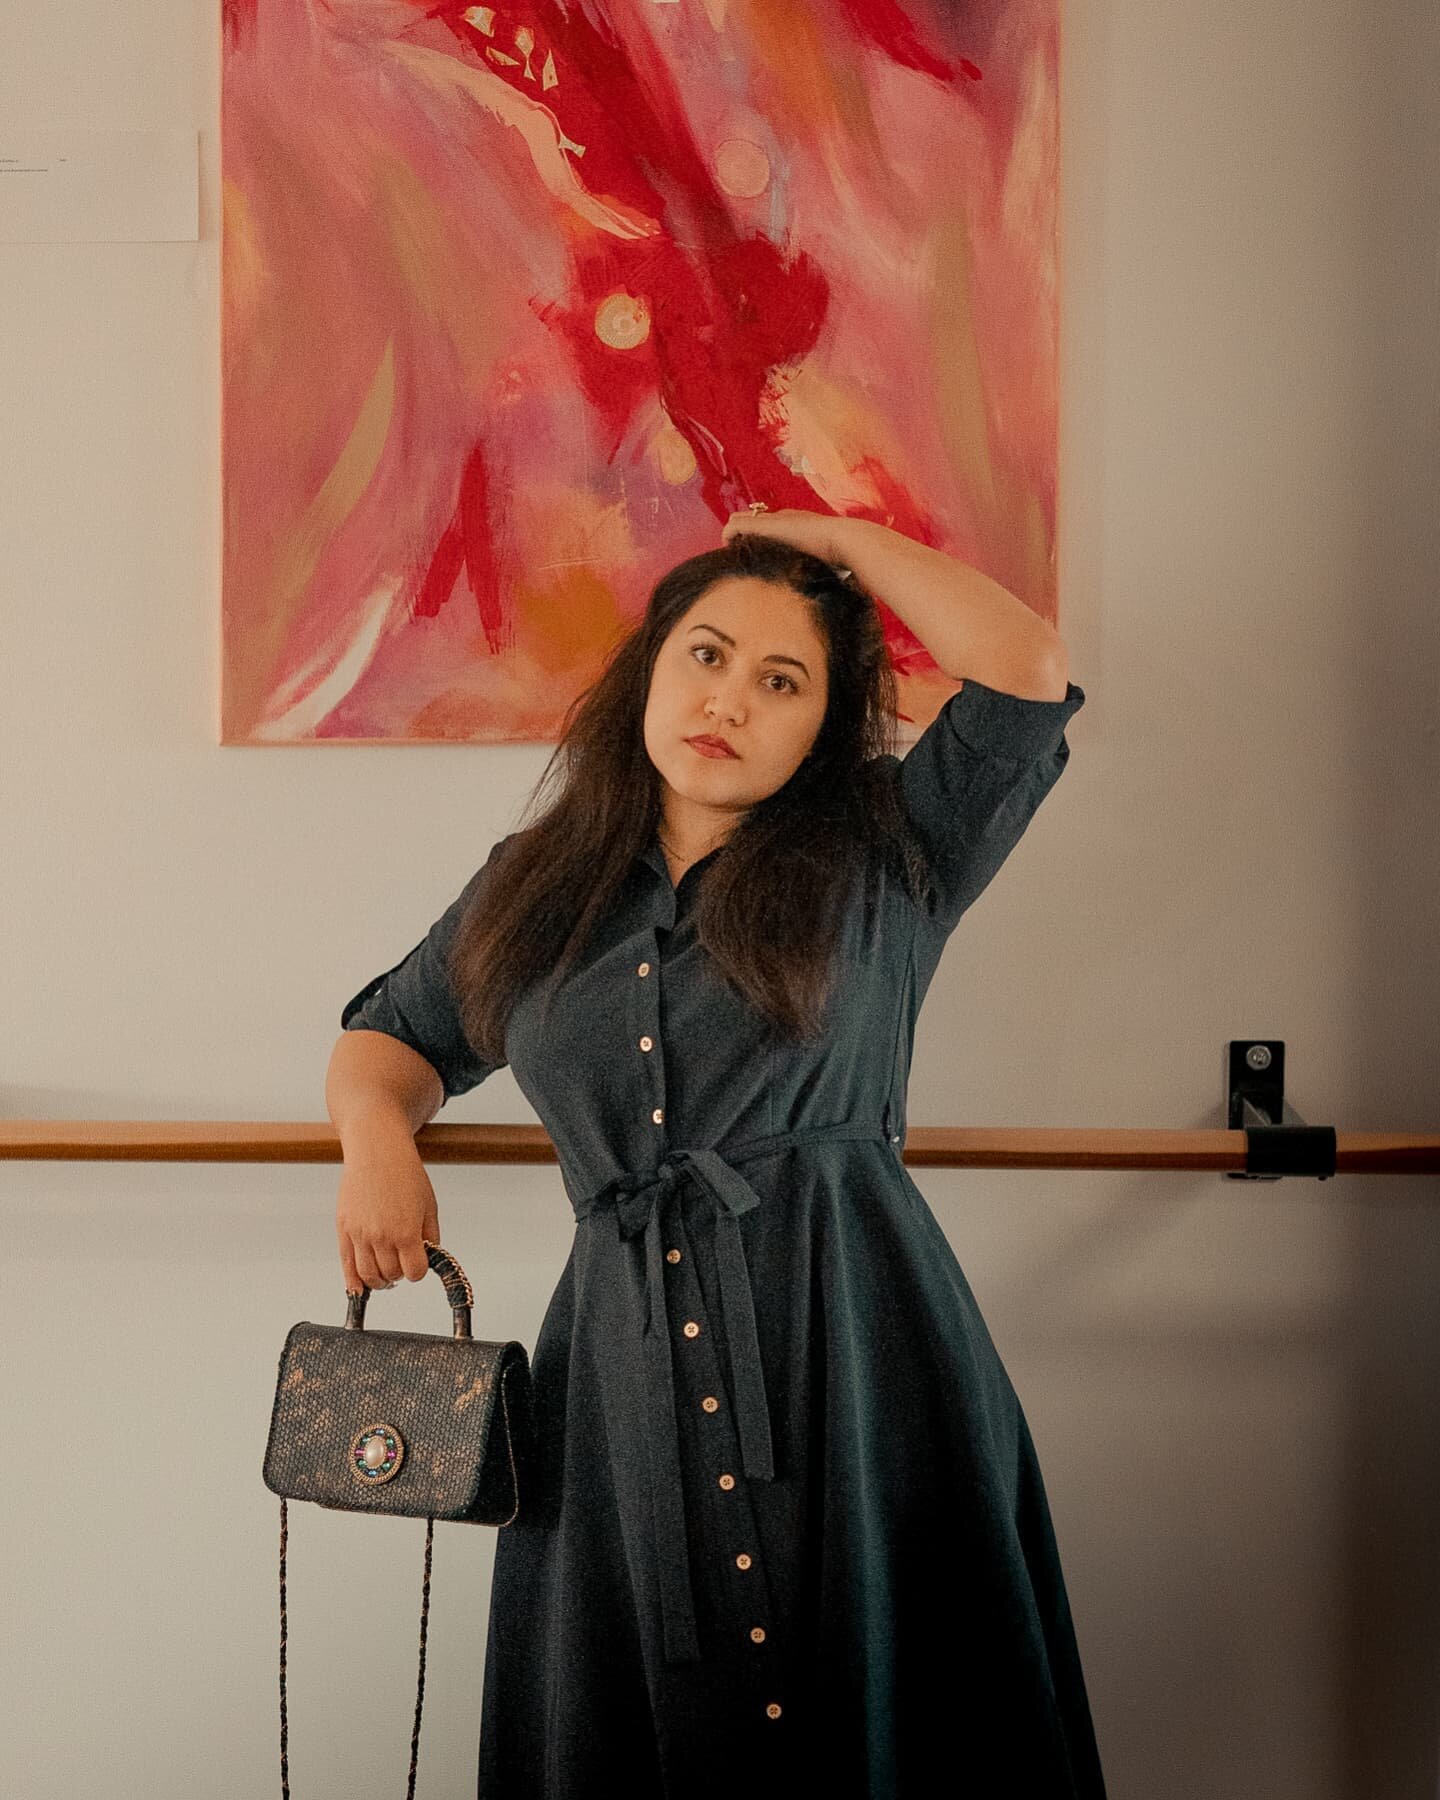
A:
[[690, 644, 795, 694]]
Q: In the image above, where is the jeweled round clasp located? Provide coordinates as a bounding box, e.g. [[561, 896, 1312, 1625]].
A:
[[349, 1423, 405, 1485]]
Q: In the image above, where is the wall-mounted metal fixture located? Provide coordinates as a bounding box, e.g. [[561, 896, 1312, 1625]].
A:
[[1225, 1040, 1336, 1182]]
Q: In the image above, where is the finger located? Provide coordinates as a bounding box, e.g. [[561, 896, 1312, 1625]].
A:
[[399, 1236, 431, 1283], [355, 1244, 395, 1290], [339, 1231, 362, 1296], [341, 1226, 395, 1292]]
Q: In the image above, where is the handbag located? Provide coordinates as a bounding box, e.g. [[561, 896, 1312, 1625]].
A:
[[262, 1241, 534, 1799]]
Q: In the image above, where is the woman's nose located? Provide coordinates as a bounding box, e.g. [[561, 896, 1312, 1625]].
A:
[[706, 681, 746, 723]]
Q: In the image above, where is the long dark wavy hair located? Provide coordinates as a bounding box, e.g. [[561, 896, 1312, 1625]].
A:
[[449, 531, 933, 1055]]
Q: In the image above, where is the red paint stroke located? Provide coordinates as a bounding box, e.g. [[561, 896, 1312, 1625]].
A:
[[532, 246, 663, 453], [536, 231, 830, 509], [221, 0, 256, 51], [434, 2, 837, 512], [413, 441, 506, 650], [412, 512, 465, 621], [651, 236, 831, 513], [837, 0, 955, 83], [435, 2, 709, 226]]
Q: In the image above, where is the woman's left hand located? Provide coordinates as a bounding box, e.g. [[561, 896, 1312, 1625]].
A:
[[719, 507, 858, 565]]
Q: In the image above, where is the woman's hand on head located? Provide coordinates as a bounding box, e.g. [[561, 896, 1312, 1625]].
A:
[[720, 507, 856, 566]]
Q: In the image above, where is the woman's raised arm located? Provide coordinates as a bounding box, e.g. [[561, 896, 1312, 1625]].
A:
[[721, 508, 1068, 699]]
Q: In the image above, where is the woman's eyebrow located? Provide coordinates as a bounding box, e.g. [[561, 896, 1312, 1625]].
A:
[[689, 623, 810, 678]]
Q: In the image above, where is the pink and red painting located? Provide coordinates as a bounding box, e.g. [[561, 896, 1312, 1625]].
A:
[[220, 0, 1059, 744]]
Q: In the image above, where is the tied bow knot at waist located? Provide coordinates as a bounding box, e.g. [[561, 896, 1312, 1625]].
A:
[[573, 1120, 893, 1664]]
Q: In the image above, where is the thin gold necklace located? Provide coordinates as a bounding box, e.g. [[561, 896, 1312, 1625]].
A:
[[658, 829, 716, 861]]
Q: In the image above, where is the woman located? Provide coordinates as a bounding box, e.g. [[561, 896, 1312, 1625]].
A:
[[326, 508, 1104, 1799]]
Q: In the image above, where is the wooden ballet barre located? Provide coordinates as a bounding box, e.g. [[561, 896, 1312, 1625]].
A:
[[0, 1121, 1436, 1175]]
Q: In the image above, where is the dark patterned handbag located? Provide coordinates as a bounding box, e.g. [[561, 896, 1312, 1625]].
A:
[[262, 1241, 533, 1799]]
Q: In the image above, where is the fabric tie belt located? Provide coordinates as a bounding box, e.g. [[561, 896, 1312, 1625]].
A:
[[574, 1119, 893, 1664]]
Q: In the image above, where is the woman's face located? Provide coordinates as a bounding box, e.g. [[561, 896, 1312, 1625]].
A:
[[643, 576, 831, 839]]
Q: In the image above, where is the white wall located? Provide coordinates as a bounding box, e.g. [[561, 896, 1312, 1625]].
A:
[[3, 2, 1438, 1796]]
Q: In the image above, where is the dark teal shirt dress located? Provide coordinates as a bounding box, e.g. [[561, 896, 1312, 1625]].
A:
[[340, 675, 1106, 1799]]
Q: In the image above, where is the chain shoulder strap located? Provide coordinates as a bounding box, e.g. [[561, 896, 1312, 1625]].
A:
[[278, 1361, 520, 1795], [278, 1502, 434, 1800]]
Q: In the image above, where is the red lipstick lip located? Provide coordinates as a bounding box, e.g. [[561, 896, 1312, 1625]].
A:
[[685, 735, 739, 758]]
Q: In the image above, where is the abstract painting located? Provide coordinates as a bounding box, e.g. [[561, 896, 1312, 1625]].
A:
[[221, 0, 1059, 743]]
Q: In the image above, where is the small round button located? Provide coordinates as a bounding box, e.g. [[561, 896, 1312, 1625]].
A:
[[639, 1035, 654, 1052], [682, 1321, 701, 1339], [701, 1395, 719, 1413], [765, 1702, 782, 1721], [718, 1473, 735, 1491], [735, 1553, 753, 1571], [750, 1627, 766, 1644], [638, 962, 651, 977], [665, 1248, 681, 1264], [651, 1108, 664, 1124]]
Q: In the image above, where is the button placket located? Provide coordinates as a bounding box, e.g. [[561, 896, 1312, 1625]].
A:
[[663, 1199, 782, 1716], [635, 941, 664, 1130]]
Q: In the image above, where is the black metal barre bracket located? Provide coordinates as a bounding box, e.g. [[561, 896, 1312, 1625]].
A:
[[1224, 1040, 1336, 1181]]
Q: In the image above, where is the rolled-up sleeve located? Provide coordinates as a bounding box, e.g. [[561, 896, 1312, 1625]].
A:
[[340, 837, 512, 1101], [894, 676, 1086, 937]]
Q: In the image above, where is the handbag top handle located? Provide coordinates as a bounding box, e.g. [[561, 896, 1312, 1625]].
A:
[[343, 1240, 475, 1339]]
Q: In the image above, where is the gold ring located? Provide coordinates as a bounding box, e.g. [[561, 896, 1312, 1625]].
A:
[[747, 500, 769, 514]]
